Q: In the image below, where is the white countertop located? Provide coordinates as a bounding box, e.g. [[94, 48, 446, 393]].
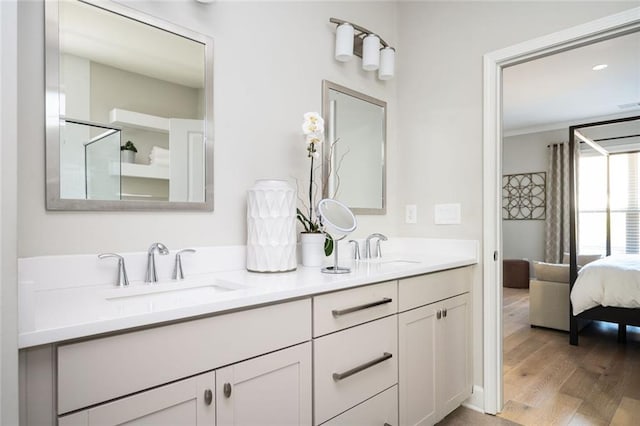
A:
[[18, 238, 478, 348]]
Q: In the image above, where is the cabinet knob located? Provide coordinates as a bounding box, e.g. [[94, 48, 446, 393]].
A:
[[436, 310, 442, 320], [203, 389, 213, 405], [223, 382, 232, 398], [443, 308, 448, 318]]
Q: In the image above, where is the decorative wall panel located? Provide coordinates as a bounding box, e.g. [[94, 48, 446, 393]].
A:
[[502, 172, 546, 220]]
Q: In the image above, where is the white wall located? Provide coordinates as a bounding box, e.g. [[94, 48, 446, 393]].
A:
[[502, 128, 567, 266], [395, 0, 635, 394], [17, 0, 399, 257]]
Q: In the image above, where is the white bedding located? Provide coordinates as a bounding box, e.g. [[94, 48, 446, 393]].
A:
[[570, 255, 640, 315]]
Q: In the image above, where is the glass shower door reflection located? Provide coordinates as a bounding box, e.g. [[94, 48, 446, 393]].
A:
[[60, 119, 122, 200]]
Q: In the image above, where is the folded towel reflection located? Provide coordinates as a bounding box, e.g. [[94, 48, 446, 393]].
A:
[[151, 157, 170, 167], [149, 146, 170, 167]]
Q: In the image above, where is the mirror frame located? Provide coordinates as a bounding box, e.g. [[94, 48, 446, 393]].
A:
[[322, 80, 386, 215], [45, 0, 214, 211]]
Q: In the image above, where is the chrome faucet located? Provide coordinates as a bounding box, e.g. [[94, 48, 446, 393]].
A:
[[98, 253, 129, 287], [365, 233, 388, 259], [348, 240, 361, 260], [173, 249, 196, 280], [145, 242, 169, 283]]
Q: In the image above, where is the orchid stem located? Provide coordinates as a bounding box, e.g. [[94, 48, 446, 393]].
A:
[[308, 153, 314, 229]]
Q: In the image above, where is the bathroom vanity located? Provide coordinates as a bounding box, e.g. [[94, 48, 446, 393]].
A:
[[18, 238, 477, 426]]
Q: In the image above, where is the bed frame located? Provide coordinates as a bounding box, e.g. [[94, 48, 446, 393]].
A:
[[568, 116, 640, 346]]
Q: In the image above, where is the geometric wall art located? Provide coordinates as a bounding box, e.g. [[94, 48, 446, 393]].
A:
[[502, 172, 546, 220]]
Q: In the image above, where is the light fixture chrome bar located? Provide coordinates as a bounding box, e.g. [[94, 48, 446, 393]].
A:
[[330, 17, 392, 58]]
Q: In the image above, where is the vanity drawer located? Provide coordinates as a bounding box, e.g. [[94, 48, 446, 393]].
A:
[[313, 280, 397, 337], [314, 315, 398, 425], [398, 267, 471, 312], [322, 385, 398, 426], [57, 299, 311, 415]]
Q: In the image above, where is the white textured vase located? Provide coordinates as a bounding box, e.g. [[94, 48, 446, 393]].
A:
[[300, 232, 325, 267], [246, 179, 297, 272]]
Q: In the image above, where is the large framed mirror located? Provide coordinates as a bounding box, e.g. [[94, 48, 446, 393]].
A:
[[45, 0, 214, 211], [322, 81, 386, 214]]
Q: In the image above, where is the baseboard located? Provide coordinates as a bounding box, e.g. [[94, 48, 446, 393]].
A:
[[462, 385, 485, 413]]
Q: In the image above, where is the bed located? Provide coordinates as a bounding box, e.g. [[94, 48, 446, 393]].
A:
[[570, 256, 640, 343], [568, 116, 640, 345]]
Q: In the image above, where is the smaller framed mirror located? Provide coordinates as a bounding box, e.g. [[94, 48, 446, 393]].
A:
[[322, 81, 386, 214]]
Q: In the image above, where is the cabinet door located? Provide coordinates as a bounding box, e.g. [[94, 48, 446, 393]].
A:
[[398, 304, 438, 426], [216, 342, 312, 426], [436, 293, 471, 420], [58, 372, 215, 426]]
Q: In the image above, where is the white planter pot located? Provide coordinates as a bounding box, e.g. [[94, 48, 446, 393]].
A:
[[300, 232, 325, 267], [246, 179, 297, 272], [121, 150, 135, 164]]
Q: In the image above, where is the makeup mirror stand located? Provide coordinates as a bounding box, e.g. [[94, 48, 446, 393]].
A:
[[316, 198, 357, 274]]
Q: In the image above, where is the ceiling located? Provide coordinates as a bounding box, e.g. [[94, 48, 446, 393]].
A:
[[59, 0, 205, 89], [502, 31, 640, 135]]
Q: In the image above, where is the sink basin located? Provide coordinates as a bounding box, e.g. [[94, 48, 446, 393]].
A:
[[360, 258, 421, 266], [102, 279, 244, 302], [380, 259, 420, 265]]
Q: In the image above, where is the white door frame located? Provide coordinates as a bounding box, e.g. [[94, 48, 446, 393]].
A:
[[482, 7, 640, 415]]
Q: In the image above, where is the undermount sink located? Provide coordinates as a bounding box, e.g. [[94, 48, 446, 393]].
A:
[[380, 259, 420, 265], [102, 279, 244, 302], [360, 258, 421, 266]]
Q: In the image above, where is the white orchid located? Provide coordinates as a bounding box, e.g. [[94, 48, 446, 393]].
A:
[[306, 134, 322, 145], [296, 112, 334, 255], [302, 112, 325, 136]]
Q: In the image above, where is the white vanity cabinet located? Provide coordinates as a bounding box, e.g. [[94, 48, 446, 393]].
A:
[[216, 342, 312, 426], [20, 263, 476, 426], [58, 342, 312, 426], [398, 268, 472, 426], [22, 299, 312, 426], [312, 281, 399, 425], [58, 371, 216, 426]]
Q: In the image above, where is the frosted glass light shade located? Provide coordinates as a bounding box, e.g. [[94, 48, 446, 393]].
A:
[[335, 23, 354, 62], [362, 34, 380, 71], [378, 47, 395, 80]]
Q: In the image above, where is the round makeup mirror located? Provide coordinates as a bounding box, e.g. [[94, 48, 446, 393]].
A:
[[317, 198, 357, 274]]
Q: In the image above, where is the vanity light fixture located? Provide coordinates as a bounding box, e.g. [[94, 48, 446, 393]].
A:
[[330, 18, 396, 80]]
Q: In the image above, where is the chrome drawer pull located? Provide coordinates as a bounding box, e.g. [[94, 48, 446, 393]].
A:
[[332, 352, 393, 381], [331, 298, 392, 317]]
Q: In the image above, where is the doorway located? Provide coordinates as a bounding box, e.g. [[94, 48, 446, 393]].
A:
[[482, 6, 640, 415]]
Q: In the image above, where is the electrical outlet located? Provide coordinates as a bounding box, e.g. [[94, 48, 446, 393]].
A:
[[405, 204, 417, 224]]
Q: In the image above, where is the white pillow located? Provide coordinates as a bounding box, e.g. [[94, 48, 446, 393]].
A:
[[533, 261, 570, 283]]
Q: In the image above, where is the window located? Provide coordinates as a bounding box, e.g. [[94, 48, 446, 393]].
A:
[[578, 152, 640, 255]]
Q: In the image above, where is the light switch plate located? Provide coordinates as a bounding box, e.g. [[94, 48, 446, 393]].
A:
[[434, 203, 461, 225], [405, 204, 417, 224]]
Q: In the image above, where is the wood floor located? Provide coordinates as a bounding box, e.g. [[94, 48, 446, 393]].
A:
[[499, 287, 640, 425], [440, 287, 640, 426]]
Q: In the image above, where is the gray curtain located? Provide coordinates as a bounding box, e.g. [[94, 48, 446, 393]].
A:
[[545, 142, 577, 263]]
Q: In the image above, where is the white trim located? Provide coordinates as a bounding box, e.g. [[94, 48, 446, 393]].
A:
[[462, 386, 485, 414], [482, 6, 640, 415]]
